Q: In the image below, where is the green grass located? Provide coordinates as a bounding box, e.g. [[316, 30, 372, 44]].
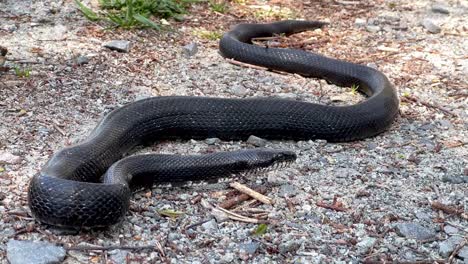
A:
[[252, 5, 297, 20], [14, 66, 31, 78], [193, 29, 223, 40], [75, 0, 197, 29], [209, 0, 228, 13], [350, 84, 359, 95]]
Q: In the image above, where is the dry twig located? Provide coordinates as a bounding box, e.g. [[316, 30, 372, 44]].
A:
[[431, 201, 466, 219], [401, 95, 457, 117], [220, 186, 267, 209], [229, 182, 273, 205], [215, 206, 266, 224]]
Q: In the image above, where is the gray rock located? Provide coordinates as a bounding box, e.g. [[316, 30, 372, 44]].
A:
[[442, 175, 468, 184], [439, 236, 465, 257], [279, 240, 301, 254], [104, 40, 131, 53], [420, 123, 435, 131], [76, 55, 89, 65], [7, 240, 66, 264], [0, 151, 21, 164], [355, 18, 367, 27], [458, 246, 468, 261], [366, 25, 381, 33], [279, 184, 298, 197], [366, 63, 378, 69], [438, 119, 453, 129], [168, 232, 181, 242], [443, 225, 459, 235], [201, 219, 218, 232], [109, 249, 129, 264], [205, 138, 221, 145], [334, 168, 360, 178], [1, 23, 17, 32], [231, 84, 248, 96], [247, 135, 267, 147], [420, 19, 441, 34], [182, 42, 198, 57], [356, 237, 377, 255], [239, 242, 260, 254], [394, 222, 436, 240], [367, 142, 378, 150], [220, 253, 235, 263], [431, 3, 450, 14]]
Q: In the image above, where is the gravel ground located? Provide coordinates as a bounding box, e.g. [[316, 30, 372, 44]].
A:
[[0, 0, 467, 263]]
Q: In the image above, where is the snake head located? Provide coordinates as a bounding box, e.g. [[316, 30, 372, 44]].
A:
[[232, 149, 296, 173]]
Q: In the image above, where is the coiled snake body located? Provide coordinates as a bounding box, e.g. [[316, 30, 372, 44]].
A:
[[28, 21, 399, 228]]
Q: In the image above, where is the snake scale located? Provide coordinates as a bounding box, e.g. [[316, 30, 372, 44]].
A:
[[28, 20, 399, 228]]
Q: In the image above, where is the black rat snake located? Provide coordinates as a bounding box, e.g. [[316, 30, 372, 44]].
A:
[[28, 20, 399, 228]]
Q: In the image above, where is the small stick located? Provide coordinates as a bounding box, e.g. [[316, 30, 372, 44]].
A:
[[232, 199, 259, 212], [401, 95, 457, 117], [220, 186, 267, 209], [229, 182, 273, 205], [431, 201, 464, 215], [316, 200, 348, 212], [215, 206, 266, 224], [154, 240, 166, 258], [53, 124, 66, 136], [448, 239, 467, 263]]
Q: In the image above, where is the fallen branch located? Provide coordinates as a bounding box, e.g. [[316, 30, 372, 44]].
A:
[[401, 95, 457, 117], [229, 182, 273, 205], [431, 201, 465, 218], [316, 197, 348, 212], [220, 186, 267, 209]]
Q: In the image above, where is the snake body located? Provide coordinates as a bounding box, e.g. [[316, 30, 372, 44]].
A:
[[28, 21, 399, 228]]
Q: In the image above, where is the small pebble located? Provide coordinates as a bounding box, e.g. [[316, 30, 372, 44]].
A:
[[366, 25, 381, 33], [239, 242, 260, 254], [231, 84, 248, 96], [420, 19, 441, 34], [76, 55, 89, 65], [441, 175, 467, 184], [354, 18, 367, 27], [182, 42, 198, 57], [356, 237, 377, 255], [0, 152, 21, 164], [394, 222, 436, 241], [431, 3, 450, 14], [205, 138, 221, 145], [279, 240, 301, 254], [103, 40, 131, 53], [201, 219, 218, 232], [7, 240, 66, 264], [439, 236, 464, 257], [279, 184, 298, 197], [247, 135, 267, 147]]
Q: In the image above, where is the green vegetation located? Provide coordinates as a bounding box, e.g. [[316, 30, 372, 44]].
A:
[[209, 0, 228, 13], [193, 29, 223, 40], [75, 0, 197, 29], [252, 5, 297, 20], [253, 223, 268, 236], [158, 209, 184, 218], [350, 84, 359, 95], [14, 66, 31, 78]]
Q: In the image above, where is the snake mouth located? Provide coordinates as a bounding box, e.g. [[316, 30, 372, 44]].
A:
[[235, 149, 297, 175]]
